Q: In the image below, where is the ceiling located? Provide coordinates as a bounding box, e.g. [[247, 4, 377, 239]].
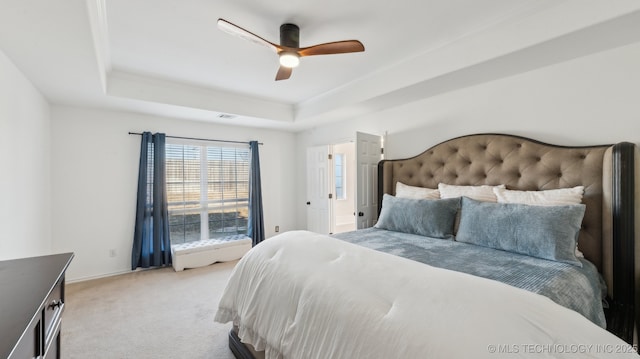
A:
[[1, 0, 640, 131]]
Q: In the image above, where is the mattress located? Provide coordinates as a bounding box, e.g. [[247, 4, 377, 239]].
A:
[[215, 231, 638, 359], [333, 227, 606, 327]]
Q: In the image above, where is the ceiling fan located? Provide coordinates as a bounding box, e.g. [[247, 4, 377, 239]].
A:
[[217, 18, 365, 81]]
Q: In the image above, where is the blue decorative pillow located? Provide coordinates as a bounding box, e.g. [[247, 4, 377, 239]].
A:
[[456, 197, 585, 266], [374, 194, 460, 239]]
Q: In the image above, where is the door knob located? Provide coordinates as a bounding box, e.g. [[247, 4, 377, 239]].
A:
[[306, 201, 311, 205], [358, 212, 364, 217]]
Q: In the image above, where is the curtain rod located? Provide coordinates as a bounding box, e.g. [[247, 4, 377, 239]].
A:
[[128, 132, 263, 145]]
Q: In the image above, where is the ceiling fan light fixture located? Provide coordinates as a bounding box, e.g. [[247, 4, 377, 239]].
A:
[[279, 52, 300, 68], [217, 19, 364, 80]]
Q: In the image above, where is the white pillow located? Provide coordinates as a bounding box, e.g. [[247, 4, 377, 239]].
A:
[[438, 183, 505, 202], [395, 182, 440, 200], [492, 185, 586, 258], [493, 186, 584, 206]]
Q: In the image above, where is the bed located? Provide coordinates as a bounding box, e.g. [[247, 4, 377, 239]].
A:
[[215, 134, 638, 358]]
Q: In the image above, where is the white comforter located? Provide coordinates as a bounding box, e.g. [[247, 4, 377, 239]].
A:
[[215, 231, 638, 358]]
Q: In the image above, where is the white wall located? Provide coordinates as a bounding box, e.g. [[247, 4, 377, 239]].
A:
[[51, 106, 297, 281], [5, 30, 639, 280], [295, 41, 640, 229], [0, 49, 52, 260]]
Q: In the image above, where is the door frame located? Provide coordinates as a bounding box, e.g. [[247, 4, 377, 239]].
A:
[[305, 133, 382, 234]]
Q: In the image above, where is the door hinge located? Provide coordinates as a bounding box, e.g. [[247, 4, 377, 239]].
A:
[[328, 154, 332, 160], [328, 193, 333, 199], [381, 147, 384, 154]]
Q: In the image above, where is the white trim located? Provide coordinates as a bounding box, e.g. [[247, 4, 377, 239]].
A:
[[165, 136, 250, 149], [165, 142, 250, 243], [85, 0, 112, 92], [67, 268, 133, 284], [334, 153, 347, 200]]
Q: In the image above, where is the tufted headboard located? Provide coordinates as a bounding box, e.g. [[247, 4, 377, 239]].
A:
[[377, 134, 635, 342]]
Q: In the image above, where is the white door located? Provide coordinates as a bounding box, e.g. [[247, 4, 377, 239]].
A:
[[355, 132, 382, 229], [306, 146, 330, 234]]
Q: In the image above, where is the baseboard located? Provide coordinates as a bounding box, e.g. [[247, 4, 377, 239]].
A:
[[66, 268, 136, 283]]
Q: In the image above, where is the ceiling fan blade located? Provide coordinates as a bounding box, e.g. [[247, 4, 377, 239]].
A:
[[298, 40, 365, 57], [275, 66, 292, 81], [217, 18, 280, 53]]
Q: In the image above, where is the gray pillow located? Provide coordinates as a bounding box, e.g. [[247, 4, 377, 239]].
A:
[[456, 197, 585, 266], [374, 194, 460, 239]]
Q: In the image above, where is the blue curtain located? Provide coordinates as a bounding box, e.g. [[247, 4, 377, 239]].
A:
[[132, 132, 172, 269], [248, 141, 265, 246]]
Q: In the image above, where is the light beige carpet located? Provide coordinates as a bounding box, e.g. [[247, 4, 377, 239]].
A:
[[62, 261, 238, 359]]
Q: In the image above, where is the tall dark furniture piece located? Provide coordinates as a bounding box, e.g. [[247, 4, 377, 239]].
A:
[[0, 253, 74, 359]]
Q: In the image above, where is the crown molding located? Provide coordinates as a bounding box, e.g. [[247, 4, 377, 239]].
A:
[[86, 0, 111, 93]]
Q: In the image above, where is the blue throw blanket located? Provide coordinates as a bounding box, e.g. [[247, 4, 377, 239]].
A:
[[333, 228, 606, 327]]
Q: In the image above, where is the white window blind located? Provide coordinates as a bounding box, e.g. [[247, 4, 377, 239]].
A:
[[165, 141, 250, 244]]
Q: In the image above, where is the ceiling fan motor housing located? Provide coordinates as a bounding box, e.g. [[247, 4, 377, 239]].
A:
[[280, 23, 300, 48]]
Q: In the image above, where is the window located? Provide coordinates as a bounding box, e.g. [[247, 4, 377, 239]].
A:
[[165, 141, 250, 244], [334, 153, 346, 200]]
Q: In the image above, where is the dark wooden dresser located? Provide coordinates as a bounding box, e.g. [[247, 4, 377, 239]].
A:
[[0, 253, 74, 359]]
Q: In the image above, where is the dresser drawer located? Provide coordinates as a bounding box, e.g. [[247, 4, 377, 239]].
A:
[[43, 277, 64, 349], [43, 322, 60, 359], [9, 315, 41, 359]]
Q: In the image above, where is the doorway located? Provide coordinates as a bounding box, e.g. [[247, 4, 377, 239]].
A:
[[331, 142, 356, 234], [306, 132, 382, 235]]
